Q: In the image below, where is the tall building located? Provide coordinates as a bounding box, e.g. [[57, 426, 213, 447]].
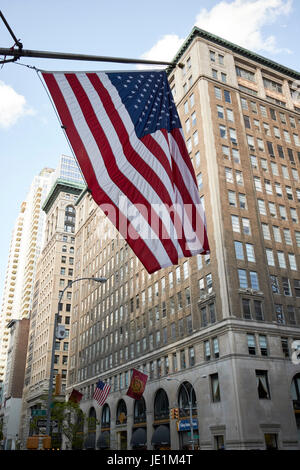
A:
[[19, 177, 85, 445], [0, 168, 54, 383], [2, 318, 29, 450], [65, 27, 300, 451]]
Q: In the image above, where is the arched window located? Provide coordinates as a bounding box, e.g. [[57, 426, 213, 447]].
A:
[[64, 205, 76, 233], [178, 382, 197, 418], [291, 373, 300, 404], [116, 399, 127, 425], [101, 404, 110, 428], [154, 389, 169, 420], [85, 407, 96, 449], [134, 397, 146, 424]]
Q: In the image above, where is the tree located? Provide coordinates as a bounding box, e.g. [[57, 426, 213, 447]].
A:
[[50, 400, 98, 450], [29, 396, 98, 450]]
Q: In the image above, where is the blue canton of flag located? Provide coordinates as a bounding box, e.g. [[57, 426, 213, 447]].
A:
[[107, 71, 181, 138]]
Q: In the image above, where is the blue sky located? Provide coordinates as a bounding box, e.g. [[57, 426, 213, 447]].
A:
[[0, 0, 299, 298]]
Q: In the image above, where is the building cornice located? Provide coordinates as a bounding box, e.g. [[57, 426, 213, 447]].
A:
[[42, 178, 85, 214], [170, 26, 300, 80]]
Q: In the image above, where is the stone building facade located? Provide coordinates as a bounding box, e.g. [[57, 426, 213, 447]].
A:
[[57, 28, 300, 449]]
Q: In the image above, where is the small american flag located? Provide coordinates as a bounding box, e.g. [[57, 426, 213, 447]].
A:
[[93, 380, 111, 407], [42, 70, 209, 273]]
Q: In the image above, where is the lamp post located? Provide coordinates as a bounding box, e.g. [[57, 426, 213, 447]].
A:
[[45, 276, 107, 437], [167, 376, 201, 450]]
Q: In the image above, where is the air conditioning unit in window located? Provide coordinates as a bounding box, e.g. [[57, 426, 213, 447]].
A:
[[249, 145, 255, 151]]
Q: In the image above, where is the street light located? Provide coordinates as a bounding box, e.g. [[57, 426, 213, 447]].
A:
[[167, 376, 201, 450], [45, 276, 107, 437]]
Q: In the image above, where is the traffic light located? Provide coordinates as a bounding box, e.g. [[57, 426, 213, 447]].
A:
[[174, 408, 179, 419], [170, 408, 175, 419]]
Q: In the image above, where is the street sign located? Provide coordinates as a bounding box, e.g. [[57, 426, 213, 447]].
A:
[[32, 409, 47, 417], [37, 419, 47, 428], [177, 418, 198, 431]]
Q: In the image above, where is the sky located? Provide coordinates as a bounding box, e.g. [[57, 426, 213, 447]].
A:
[[0, 0, 299, 299]]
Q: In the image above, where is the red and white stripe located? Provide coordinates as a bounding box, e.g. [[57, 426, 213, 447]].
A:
[[42, 71, 209, 273], [93, 383, 111, 407]]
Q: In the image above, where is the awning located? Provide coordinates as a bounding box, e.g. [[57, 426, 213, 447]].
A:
[[151, 425, 170, 446], [97, 431, 110, 449], [130, 427, 147, 447]]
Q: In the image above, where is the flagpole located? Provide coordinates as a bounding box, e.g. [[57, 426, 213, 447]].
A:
[[0, 46, 182, 68]]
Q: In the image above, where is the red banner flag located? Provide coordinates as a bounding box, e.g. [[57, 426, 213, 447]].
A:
[[126, 369, 148, 400], [68, 388, 83, 403]]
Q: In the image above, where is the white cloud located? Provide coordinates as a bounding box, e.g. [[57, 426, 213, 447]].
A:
[[140, 0, 293, 65], [138, 34, 185, 68], [195, 0, 293, 53], [0, 81, 36, 129]]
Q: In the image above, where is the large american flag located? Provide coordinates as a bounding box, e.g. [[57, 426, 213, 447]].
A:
[[42, 70, 209, 273], [93, 380, 111, 407]]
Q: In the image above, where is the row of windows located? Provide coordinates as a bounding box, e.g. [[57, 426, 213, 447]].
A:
[[240, 94, 300, 125], [250, 155, 299, 182]]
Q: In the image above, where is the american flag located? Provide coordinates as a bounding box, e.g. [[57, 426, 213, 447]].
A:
[[93, 380, 111, 407], [42, 70, 209, 273]]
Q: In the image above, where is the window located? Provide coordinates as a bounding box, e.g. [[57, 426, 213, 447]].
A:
[[242, 218, 251, 235], [213, 337, 219, 358], [210, 373, 220, 402], [282, 277, 291, 296], [235, 171, 243, 185], [231, 215, 240, 232], [258, 199, 266, 215], [290, 208, 298, 223], [217, 105, 224, 118], [263, 77, 282, 94], [224, 90, 231, 103], [277, 251, 286, 268], [288, 253, 297, 270], [189, 346, 195, 366], [266, 249, 275, 266], [273, 225, 281, 243], [287, 306, 296, 325], [226, 108, 233, 121], [204, 340, 211, 360], [244, 115, 251, 129], [246, 243, 255, 262], [219, 124, 227, 139], [242, 298, 251, 319], [241, 98, 248, 110], [254, 300, 263, 321], [294, 279, 300, 297], [236, 66, 255, 82], [238, 269, 248, 288], [275, 304, 285, 324], [228, 190, 237, 207], [214, 86, 221, 99], [283, 228, 292, 245], [210, 50, 216, 62], [247, 334, 256, 355], [259, 335, 268, 356], [250, 271, 259, 290], [254, 177, 262, 192], [267, 141, 274, 156], [270, 275, 279, 294], [234, 241, 244, 260], [239, 193, 247, 209], [281, 338, 290, 358], [225, 167, 233, 183], [256, 370, 271, 399], [268, 108, 276, 121], [262, 223, 271, 240]]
